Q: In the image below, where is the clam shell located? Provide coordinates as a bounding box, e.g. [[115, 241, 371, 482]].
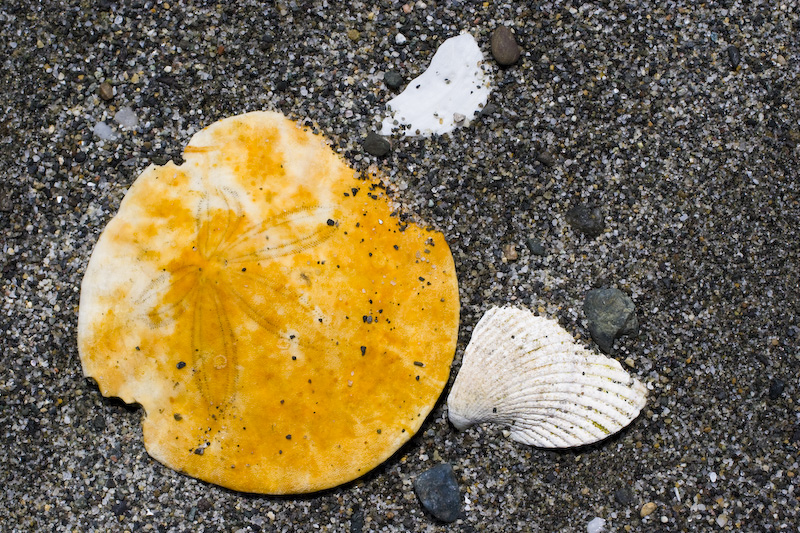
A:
[[379, 33, 492, 137], [447, 306, 647, 448]]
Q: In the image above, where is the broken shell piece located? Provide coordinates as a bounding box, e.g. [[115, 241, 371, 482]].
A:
[[78, 111, 460, 494], [379, 33, 492, 137], [447, 306, 646, 448]]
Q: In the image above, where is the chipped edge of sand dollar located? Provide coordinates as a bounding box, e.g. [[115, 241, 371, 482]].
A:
[[447, 306, 647, 448]]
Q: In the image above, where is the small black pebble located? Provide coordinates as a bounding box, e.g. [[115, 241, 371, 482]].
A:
[[727, 45, 741, 69], [25, 419, 40, 435], [566, 204, 605, 238], [194, 447, 204, 455], [768, 378, 785, 400], [350, 505, 365, 533], [326, 218, 335, 226], [92, 415, 107, 431], [197, 498, 213, 511], [111, 499, 129, 517], [176, 361, 186, 369]]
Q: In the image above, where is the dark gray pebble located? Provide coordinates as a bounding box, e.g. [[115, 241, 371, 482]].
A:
[[91, 415, 106, 432], [0, 187, 13, 212], [726, 45, 741, 69], [111, 499, 129, 517], [350, 505, 364, 533], [527, 239, 546, 256], [584, 287, 639, 354], [363, 132, 391, 157], [414, 463, 461, 523], [566, 205, 604, 237], [614, 488, 634, 506], [536, 150, 556, 167], [481, 102, 499, 116], [491, 26, 521, 66], [768, 378, 785, 400], [384, 70, 404, 90]]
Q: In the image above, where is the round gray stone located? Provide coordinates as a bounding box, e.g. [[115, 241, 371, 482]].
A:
[[363, 132, 391, 157], [384, 70, 404, 90], [414, 463, 461, 523], [584, 288, 638, 353]]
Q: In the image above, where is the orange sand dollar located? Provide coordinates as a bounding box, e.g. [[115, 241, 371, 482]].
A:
[[77, 111, 460, 494]]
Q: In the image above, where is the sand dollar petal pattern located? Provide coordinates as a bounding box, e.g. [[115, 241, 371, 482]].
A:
[[78, 111, 460, 494]]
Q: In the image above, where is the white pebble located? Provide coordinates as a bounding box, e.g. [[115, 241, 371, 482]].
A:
[[587, 517, 606, 533], [114, 106, 139, 130], [92, 121, 117, 141], [395, 33, 407, 45]]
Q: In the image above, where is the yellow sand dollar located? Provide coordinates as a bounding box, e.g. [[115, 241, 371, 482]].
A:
[[77, 111, 460, 494]]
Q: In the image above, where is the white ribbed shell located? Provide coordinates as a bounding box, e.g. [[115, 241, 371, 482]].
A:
[[447, 306, 647, 448]]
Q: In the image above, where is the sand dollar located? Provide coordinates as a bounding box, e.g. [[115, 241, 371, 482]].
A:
[[78, 111, 460, 494]]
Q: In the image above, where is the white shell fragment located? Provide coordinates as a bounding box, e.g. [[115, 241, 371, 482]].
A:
[[447, 306, 647, 448], [379, 33, 492, 137]]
